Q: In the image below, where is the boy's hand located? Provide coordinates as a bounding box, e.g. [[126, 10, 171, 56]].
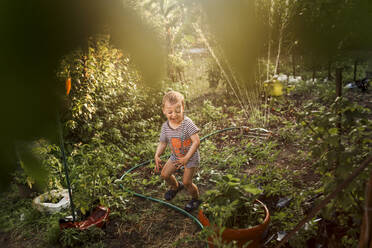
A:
[[175, 156, 189, 169], [154, 156, 162, 173]]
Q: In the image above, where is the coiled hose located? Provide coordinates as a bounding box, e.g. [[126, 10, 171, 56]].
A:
[[117, 126, 270, 241]]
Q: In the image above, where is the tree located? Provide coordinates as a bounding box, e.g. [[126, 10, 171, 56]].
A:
[[289, 0, 372, 79], [274, 0, 296, 75], [136, 0, 191, 82]]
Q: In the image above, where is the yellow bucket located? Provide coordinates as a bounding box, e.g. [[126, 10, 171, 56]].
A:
[[264, 79, 283, 96]]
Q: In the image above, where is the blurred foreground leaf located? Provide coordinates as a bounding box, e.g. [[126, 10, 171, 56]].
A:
[[0, 0, 165, 191]]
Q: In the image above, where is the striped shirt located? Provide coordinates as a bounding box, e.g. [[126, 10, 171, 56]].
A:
[[159, 116, 200, 168]]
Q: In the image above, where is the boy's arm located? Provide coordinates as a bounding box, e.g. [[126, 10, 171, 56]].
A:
[[154, 141, 167, 172], [155, 141, 167, 158], [177, 133, 200, 166]]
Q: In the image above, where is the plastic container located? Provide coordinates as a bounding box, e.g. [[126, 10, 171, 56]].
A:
[[198, 199, 270, 248], [263, 78, 284, 96], [33, 189, 70, 213]]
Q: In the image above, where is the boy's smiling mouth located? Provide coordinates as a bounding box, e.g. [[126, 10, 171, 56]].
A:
[[170, 118, 182, 124]]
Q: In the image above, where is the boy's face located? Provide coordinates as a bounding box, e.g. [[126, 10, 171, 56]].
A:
[[163, 100, 184, 125]]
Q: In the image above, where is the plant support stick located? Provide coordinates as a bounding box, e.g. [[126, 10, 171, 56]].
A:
[[58, 115, 76, 222]]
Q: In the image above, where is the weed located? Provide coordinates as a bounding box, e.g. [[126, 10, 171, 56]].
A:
[[59, 226, 105, 248]]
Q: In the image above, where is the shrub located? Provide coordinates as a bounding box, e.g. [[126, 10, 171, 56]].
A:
[[57, 34, 163, 147]]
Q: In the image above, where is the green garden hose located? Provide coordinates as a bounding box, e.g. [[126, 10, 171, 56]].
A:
[[117, 126, 270, 243], [118, 158, 204, 229]]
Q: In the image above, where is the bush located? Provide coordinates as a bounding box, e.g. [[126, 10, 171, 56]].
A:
[[298, 96, 372, 245], [57, 34, 163, 147], [53, 35, 166, 214]]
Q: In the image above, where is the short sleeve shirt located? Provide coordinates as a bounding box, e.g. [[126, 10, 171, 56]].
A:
[[159, 116, 200, 167]]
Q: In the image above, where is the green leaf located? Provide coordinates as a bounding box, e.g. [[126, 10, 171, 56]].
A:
[[328, 128, 338, 136], [242, 185, 262, 195]]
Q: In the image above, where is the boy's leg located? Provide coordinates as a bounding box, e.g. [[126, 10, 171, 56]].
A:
[[161, 159, 179, 190], [182, 167, 199, 199]]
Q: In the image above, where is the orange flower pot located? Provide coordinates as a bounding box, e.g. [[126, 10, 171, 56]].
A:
[[198, 199, 270, 248]]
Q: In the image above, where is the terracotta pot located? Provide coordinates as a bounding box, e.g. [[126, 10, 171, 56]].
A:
[[198, 199, 270, 248]]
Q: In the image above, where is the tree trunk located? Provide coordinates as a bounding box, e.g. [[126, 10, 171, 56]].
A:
[[274, 0, 289, 75], [336, 68, 342, 98], [274, 31, 282, 75], [166, 25, 176, 82], [292, 53, 296, 77], [354, 59, 358, 81], [335, 68, 342, 169], [267, 41, 271, 80], [312, 67, 316, 82], [267, 0, 274, 80], [367, 58, 372, 78]]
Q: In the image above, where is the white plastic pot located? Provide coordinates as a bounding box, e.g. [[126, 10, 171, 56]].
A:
[[33, 189, 70, 213]]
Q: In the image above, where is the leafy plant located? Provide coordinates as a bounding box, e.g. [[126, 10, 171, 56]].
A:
[[68, 138, 126, 215], [189, 99, 227, 135], [12, 139, 63, 196], [201, 173, 263, 228], [252, 164, 319, 247], [59, 226, 105, 248], [297, 96, 371, 245], [57, 35, 163, 147], [53, 34, 165, 217]]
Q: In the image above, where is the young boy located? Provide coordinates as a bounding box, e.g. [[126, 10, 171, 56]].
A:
[[154, 91, 201, 212]]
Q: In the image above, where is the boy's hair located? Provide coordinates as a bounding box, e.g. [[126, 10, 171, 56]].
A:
[[162, 91, 185, 108]]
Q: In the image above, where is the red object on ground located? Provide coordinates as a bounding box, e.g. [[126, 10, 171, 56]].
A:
[[198, 199, 270, 248], [59, 206, 110, 230]]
